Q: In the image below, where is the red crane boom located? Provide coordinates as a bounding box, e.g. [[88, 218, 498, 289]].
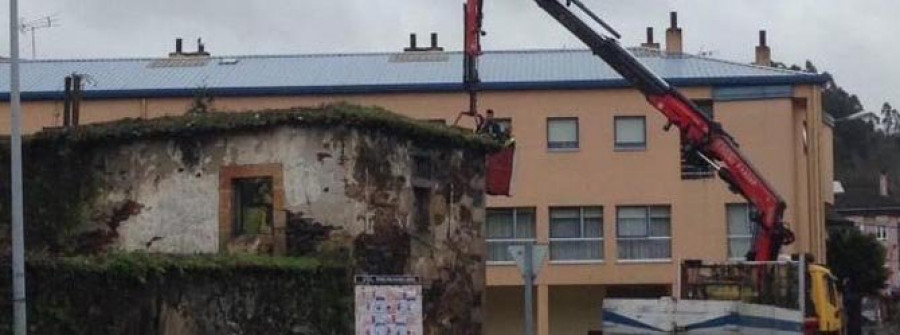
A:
[[464, 0, 795, 261]]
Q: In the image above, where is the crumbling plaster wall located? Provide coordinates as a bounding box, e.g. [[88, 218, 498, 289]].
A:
[[88, 124, 487, 332]]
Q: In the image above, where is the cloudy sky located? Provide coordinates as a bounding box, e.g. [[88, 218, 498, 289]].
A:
[[2, 0, 897, 111]]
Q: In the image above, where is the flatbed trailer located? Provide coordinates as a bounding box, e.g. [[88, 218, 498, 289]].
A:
[[601, 259, 843, 334]]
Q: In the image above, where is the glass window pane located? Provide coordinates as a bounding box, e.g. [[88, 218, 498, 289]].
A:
[[649, 206, 670, 218], [615, 117, 646, 145], [619, 207, 647, 219], [728, 237, 751, 259], [488, 241, 512, 262], [550, 208, 580, 238], [617, 207, 648, 237], [585, 217, 603, 238], [550, 208, 580, 219], [584, 207, 603, 218], [548, 119, 578, 143], [551, 219, 581, 238], [515, 209, 536, 239], [727, 204, 751, 236], [618, 238, 671, 260], [551, 240, 603, 260], [649, 218, 670, 237], [486, 210, 514, 239]]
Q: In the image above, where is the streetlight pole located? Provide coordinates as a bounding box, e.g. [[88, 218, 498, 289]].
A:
[[9, 0, 28, 333]]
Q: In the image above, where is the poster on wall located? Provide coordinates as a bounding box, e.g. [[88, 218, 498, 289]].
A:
[[354, 275, 423, 335]]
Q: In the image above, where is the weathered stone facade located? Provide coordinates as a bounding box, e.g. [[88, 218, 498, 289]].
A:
[[73, 110, 488, 333]]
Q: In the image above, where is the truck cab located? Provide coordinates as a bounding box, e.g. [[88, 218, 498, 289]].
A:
[[808, 265, 843, 334]]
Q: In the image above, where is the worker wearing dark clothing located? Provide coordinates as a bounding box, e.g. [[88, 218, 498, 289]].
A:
[[477, 109, 503, 139]]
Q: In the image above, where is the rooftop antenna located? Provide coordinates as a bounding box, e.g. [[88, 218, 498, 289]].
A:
[[19, 14, 60, 59], [696, 46, 718, 58]]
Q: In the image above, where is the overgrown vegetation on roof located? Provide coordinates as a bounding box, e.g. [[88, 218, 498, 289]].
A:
[[29, 102, 502, 152]]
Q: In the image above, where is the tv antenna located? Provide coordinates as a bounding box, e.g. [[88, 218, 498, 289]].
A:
[[696, 46, 718, 58], [20, 14, 61, 59]]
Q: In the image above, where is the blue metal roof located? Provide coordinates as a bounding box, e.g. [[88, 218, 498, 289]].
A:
[[0, 48, 827, 101]]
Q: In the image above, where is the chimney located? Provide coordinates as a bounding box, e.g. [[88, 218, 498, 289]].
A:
[[665, 12, 683, 54], [404, 33, 418, 51], [429, 32, 444, 51], [196, 38, 209, 56], [169, 38, 184, 57], [641, 27, 660, 49], [754, 30, 772, 67], [880, 172, 890, 197]]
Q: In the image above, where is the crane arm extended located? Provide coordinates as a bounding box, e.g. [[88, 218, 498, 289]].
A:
[[525, 0, 794, 261]]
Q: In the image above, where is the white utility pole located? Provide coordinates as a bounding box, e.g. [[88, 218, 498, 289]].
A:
[[509, 243, 548, 335], [9, 0, 28, 334]]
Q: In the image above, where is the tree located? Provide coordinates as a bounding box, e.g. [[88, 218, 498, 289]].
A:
[[828, 228, 888, 296], [828, 227, 889, 334], [804, 60, 818, 74], [881, 102, 900, 135]]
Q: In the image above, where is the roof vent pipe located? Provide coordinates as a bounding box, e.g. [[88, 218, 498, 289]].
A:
[[404, 33, 418, 51], [754, 30, 772, 67], [429, 32, 444, 51]]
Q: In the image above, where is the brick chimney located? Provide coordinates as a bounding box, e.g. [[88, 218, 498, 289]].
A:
[[641, 27, 660, 50], [880, 172, 890, 197], [754, 30, 771, 67], [665, 12, 682, 54]]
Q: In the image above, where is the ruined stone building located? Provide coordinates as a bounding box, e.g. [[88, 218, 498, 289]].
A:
[[8, 104, 492, 333]]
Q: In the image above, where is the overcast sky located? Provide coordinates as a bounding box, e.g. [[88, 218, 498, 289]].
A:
[[2, 0, 897, 111]]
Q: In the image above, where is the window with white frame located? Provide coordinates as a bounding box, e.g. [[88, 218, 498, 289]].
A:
[[727, 204, 754, 259], [617, 206, 671, 260], [486, 208, 536, 262], [547, 117, 579, 150], [876, 225, 888, 241], [614, 116, 646, 150], [549, 207, 603, 261]]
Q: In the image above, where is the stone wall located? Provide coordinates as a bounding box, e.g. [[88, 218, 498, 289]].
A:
[[78, 117, 486, 332], [1, 254, 353, 335]]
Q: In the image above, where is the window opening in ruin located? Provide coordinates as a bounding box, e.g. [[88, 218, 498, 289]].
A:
[[232, 177, 274, 237]]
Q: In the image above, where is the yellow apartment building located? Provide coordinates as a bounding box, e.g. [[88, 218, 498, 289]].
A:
[[0, 16, 833, 334]]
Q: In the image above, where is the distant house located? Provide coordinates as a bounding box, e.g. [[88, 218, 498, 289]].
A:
[[841, 110, 881, 128], [835, 174, 900, 293]]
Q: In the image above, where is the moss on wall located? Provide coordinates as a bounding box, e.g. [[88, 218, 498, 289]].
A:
[[27, 102, 501, 152], [0, 253, 353, 335]]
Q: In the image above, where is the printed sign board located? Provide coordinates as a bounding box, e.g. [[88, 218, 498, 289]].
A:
[[355, 275, 423, 335]]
